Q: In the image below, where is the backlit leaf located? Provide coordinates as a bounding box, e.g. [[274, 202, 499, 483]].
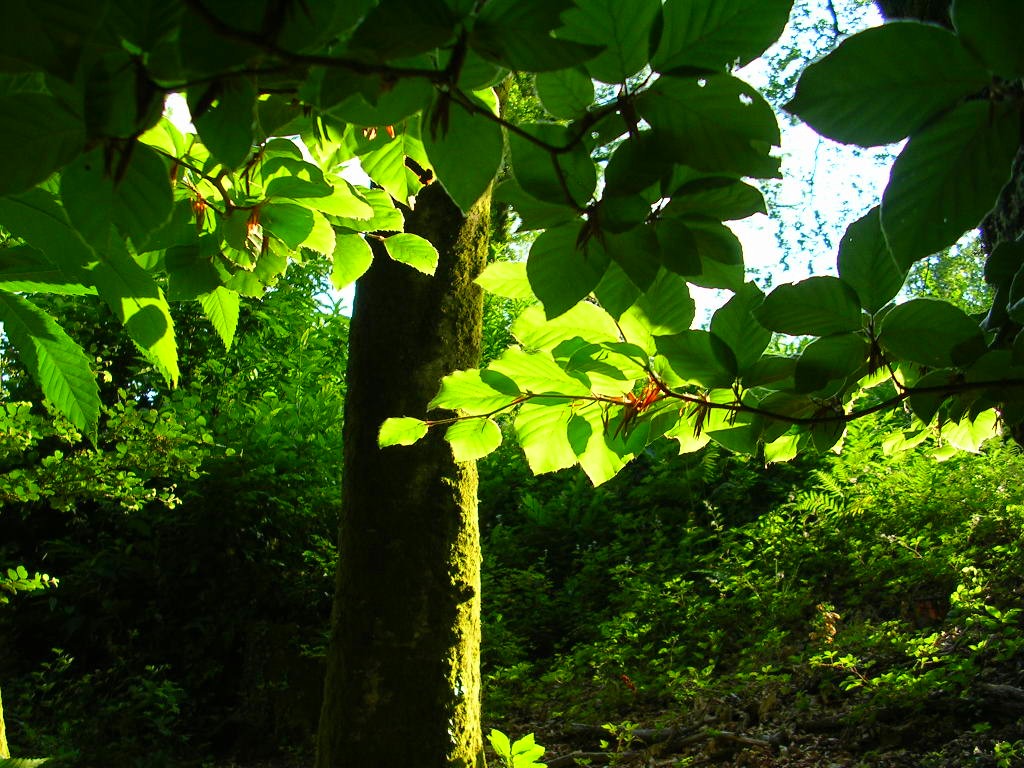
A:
[[786, 22, 990, 146], [385, 233, 439, 276], [837, 206, 907, 313], [880, 100, 1019, 267], [653, 0, 793, 73], [559, 0, 660, 83], [475, 260, 536, 300], [379, 416, 429, 447], [331, 234, 374, 289], [878, 298, 985, 368], [754, 276, 862, 337], [0, 93, 83, 195], [953, 0, 1024, 79], [190, 76, 256, 169], [199, 285, 240, 351], [0, 291, 99, 439], [526, 224, 609, 318], [422, 96, 503, 213], [445, 418, 502, 462]]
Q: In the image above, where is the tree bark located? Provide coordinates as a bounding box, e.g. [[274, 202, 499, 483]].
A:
[[0, 684, 9, 759], [315, 183, 491, 768]]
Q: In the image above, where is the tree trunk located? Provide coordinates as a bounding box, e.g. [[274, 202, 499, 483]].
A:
[[0, 684, 9, 759], [315, 183, 491, 768]]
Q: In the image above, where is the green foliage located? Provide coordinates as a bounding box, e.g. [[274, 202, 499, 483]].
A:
[[480, 418, 1024, 731], [487, 729, 547, 768], [0, 1, 1016, 484]]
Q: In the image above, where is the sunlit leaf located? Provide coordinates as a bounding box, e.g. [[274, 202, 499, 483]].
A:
[[0, 291, 99, 439], [199, 286, 240, 351], [384, 233, 439, 275], [445, 418, 502, 461], [331, 234, 374, 289], [379, 416, 429, 447]]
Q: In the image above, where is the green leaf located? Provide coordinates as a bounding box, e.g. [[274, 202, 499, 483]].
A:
[[488, 730, 513, 762], [262, 203, 315, 250], [429, 368, 521, 415], [572, 405, 629, 485], [384, 233, 439, 276], [379, 416, 429, 447], [508, 122, 597, 208], [786, 22, 990, 146], [334, 187, 404, 232], [165, 244, 222, 300], [513, 300, 620, 351], [290, 179, 374, 219], [535, 67, 595, 118], [0, 244, 94, 295], [526, 224, 609, 318], [489, 347, 591, 396], [656, 330, 737, 388], [618, 269, 696, 347], [559, 0, 661, 83], [348, 0, 456, 59], [199, 286, 240, 351], [190, 76, 256, 168], [0, 292, 99, 438], [0, 188, 96, 283], [794, 333, 870, 394], [324, 74, 434, 127], [600, 225, 661, 290], [878, 298, 985, 368], [472, 0, 603, 72], [0, 188, 179, 384], [880, 100, 1019, 267], [837, 206, 907, 313], [262, 157, 334, 199], [475, 260, 536, 300], [665, 178, 767, 221], [764, 432, 800, 463], [493, 178, 578, 231], [754, 276, 862, 336], [514, 397, 579, 473], [637, 75, 780, 179], [331, 234, 374, 289], [96, 238, 180, 386], [0, 93, 83, 196], [62, 144, 174, 250], [422, 97, 503, 213], [952, 0, 1024, 79], [445, 418, 503, 462], [0, 757, 50, 768], [655, 218, 702, 277], [361, 134, 430, 204], [653, 0, 793, 73], [710, 282, 770, 373], [939, 409, 1000, 453]]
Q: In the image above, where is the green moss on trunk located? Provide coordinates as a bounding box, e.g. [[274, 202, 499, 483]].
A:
[[316, 184, 490, 768], [0, 684, 9, 759]]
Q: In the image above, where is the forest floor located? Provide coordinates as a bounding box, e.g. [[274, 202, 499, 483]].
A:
[[488, 683, 1024, 768]]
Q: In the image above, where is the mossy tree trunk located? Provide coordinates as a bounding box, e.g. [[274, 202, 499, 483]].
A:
[[315, 183, 490, 768], [0, 684, 9, 758]]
